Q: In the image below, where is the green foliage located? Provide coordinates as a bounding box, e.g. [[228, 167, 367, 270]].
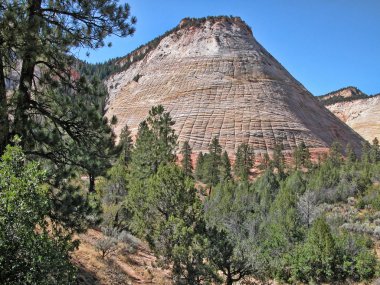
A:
[[203, 137, 222, 188], [129, 105, 177, 180], [205, 181, 265, 283], [293, 141, 311, 170], [206, 228, 252, 285], [195, 152, 205, 180], [180, 141, 193, 177], [220, 150, 232, 182], [370, 137, 380, 163], [255, 170, 279, 215], [234, 143, 254, 180], [0, 0, 137, 236], [271, 142, 285, 177], [329, 141, 344, 167], [128, 164, 217, 284], [345, 143, 357, 163], [119, 124, 133, 165], [0, 142, 76, 284], [121, 107, 380, 284], [99, 158, 130, 231], [286, 219, 377, 283]]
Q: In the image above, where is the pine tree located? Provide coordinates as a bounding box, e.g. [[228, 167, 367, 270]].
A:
[[204, 137, 222, 190], [294, 141, 311, 170], [220, 150, 232, 181], [345, 143, 356, 163], [129, 105, 177, 180], [195, 152, 205, 180], [329, 141, 343, 167], [255, 170, 279, 215], [180, 141, 193, 177], [119, 124, 133, 165], [234, 143, 254, 180], [370, 137, 379, 163], [261, 152, 271, 170], [0, 0, 136, 225], [272, 142, 286, 176], [0, 0, 136, 187], [127, 106, 178, 235], [361, 141, 371, 164]]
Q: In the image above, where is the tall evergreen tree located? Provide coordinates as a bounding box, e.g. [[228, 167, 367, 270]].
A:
[[0, 0, 137, 226], [129, 105, 177, 180], [234, 143, 254, 180], [261, 152, 271, 170], [0, 0, 136, 155], [204, 136, 222, 191], [119, 124, 133, 165], [195, 151, 205, 180], [370, 137, 380, 163], [180, 140, 193, 177], [272, 142, 285, 175], [220, 150, 232, 182], [361, 141, 371, 164], [294, 141, 311, 170], [345, 143, 356, 163], [329, 141, 343, 167], [127, 106, 178, 234]]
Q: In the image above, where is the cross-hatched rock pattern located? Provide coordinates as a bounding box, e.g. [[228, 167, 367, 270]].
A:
[[105, 17, 364, 156], [326, 95, 380, 143]]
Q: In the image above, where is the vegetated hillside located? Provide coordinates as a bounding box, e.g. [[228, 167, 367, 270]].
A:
[[102, 16, 364, 157], [319, 87, 380, 143], [73, 229, 171, 285], [319, 86, 369, 105], [83, 104, 380, 285]]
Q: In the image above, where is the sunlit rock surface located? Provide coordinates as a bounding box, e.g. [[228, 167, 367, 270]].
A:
[[105, 17, 364, 155]]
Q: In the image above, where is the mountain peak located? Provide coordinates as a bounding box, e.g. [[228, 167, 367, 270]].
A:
[[105, 17, 364, 156], [178, 16, 252, 34]]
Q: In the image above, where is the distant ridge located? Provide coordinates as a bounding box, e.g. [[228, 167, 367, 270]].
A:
[[321, 86, 380, 142]]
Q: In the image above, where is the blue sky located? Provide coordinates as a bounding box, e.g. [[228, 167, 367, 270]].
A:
[[75, 0, 380, 95]]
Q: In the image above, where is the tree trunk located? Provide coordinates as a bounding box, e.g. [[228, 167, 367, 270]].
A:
[[89, 173, 95, 193], [14, 0, 42, 143], [226, 273, 233, 285], [0, 37, 9, 155]]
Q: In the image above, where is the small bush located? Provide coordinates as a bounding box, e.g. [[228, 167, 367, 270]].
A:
[[95, 237, 117, 259]]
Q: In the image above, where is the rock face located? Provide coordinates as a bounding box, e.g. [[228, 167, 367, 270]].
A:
[[318, 86, 369, 106], [325, 95, 380, 143], [105, 16, 364, 155], [320, 86, 367, 101]]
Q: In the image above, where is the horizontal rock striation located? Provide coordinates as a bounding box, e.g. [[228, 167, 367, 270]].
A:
[[326, 95, 380, 143], [105, 16, 364, 155]]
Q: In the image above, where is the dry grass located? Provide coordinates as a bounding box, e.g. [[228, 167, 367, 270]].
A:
[[71, 229, 171, 285]]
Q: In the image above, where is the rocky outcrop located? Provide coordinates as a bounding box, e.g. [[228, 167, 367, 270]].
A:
[[319, 87, 369, 106], [105, 16, 364, 155], [325, 95, 380, 143]]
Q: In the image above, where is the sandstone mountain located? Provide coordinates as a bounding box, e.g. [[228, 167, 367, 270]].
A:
[[319, 87, 380, 143], [319, 86, 369, 106], [104, 16, 364, 156]]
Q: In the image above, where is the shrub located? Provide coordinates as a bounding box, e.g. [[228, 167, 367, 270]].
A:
[[95, 237, 118, 259]]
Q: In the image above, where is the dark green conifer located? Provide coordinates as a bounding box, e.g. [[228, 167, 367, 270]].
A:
[[180, 141, 193, 177], [220, 150, 232, 182], [204, 137, 222, 191], [119, 124, 133, 166], [195, 152, 205, 180], [234, 143, 254, 180]]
